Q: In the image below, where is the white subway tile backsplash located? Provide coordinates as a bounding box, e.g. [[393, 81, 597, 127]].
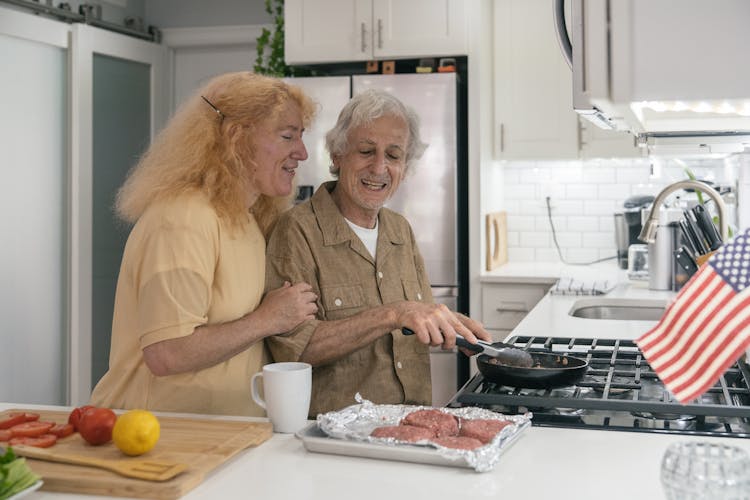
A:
[[566, 247, 600, 263], [616, 165, 652, 184], [567, 216, 600, 232], [520, 231, 551, 248], [552, 231, 582, 248], [581, 166, 616, 184], [566, 184, 598, 199], [583, 199, 616, 215], [583, 231, 615, 249], [535, 215, 565, 231], [597, 183, 631, 200], [508, 247, 536, 262], [535, 248, 562, 261], [507, 215, 535, 231], [504, 184, 536, 199], [520, 199, 546, 215], [506, 231, 519, 246], [499, 157, 744, 264], [551, 199, 584, 215]]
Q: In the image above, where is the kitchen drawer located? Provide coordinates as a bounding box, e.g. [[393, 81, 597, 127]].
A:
[[481, 283, 552, 330]]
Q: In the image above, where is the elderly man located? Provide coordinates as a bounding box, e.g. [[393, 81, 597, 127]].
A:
[[265, 89, 490, 416]]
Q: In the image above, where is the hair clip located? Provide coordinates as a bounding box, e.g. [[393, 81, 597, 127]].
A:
[[201, 95, 225, 121]]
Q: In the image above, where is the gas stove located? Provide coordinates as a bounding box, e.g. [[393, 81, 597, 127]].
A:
[[449, 336, 750, 438]]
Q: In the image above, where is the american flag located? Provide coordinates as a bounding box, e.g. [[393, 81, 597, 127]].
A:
[[636, 228, 750, 404]]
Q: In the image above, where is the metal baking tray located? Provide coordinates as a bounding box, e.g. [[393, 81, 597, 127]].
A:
[[296, 419, 529, 471]]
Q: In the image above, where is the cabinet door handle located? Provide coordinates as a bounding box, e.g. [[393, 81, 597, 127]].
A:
[[496, 122, 504, 152], [377, 18, 383, 49], [496, 301, 528, 313], [361, 22, 367, 53]]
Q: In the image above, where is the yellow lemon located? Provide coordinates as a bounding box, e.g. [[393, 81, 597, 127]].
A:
[[112, 410, 160, 456]]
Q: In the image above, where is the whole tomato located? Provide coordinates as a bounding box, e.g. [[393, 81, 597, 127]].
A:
[[68, 405, 95, 431], [77, 407, 117, 445]]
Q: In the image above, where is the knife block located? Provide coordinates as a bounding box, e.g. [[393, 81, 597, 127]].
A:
[[485, 212, 508, 271]]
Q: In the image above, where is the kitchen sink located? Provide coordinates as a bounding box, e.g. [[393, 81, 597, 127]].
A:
[[568, 298, 667, 321]]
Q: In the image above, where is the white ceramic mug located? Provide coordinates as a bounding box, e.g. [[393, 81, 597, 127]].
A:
[[251, 362, 312, 433]]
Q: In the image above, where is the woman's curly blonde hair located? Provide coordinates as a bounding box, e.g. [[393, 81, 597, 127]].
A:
[[116, 72, 316, 236]]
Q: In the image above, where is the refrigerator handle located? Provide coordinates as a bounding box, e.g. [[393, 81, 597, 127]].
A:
[[431, 286, 459, 298], [360, 22, 367, 53]]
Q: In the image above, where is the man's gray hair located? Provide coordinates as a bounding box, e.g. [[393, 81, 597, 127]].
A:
[[325, 89, 428, 177]]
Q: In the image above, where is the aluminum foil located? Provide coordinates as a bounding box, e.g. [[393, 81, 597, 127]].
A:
[[316, 394, 532, 472]]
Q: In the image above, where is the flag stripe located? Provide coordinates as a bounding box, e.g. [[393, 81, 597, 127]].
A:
[[637, 265, 714, 349], [660, 291, 750, 383]]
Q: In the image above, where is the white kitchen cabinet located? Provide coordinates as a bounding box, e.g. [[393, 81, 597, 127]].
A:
[[492, 0, 579, 160], [492, 0, 642, 160], [481, 281, 555, 341], [284, 0, 467, 64]]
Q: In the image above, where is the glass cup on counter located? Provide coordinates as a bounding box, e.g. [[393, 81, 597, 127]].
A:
[[627, 244, 649, 281], [660, 441, 750, 500]]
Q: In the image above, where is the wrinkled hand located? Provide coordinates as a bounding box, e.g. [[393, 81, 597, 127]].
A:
[[395, 302, 490, 351], [257, 281, 318, 335]]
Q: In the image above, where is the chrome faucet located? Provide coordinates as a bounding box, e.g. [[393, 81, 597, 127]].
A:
[[638, 180, 729, 244]]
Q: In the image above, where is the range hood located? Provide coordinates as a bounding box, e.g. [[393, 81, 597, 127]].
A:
[[555, 0, 750, 155]]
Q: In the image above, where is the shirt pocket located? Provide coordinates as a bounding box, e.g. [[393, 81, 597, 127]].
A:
[[320, 284, 366, 319], [401, 279, 425, 302]]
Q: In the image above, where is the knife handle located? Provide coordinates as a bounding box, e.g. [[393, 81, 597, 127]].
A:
[[692, 204, 722, 251], [682, 210, 710, 255]]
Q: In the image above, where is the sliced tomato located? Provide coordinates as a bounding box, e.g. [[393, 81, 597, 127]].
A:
[[9, 434, 57, 448], [48, 423, 74, 438], [0, 413, 26, 430], [10, 421, 54, 438], [0, 429, 11, 441]]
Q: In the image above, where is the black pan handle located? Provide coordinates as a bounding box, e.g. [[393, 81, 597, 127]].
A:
[[400, 327, 483, 353]]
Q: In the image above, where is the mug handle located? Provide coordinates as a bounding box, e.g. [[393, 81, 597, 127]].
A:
[[250, 372, 266, 409]]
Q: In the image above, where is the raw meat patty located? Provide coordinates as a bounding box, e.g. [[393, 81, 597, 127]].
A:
[[459, 419, 512, 444], [370, 425, 435, 442], [401, 409, 459, 438], [431, 436, 484, 450]]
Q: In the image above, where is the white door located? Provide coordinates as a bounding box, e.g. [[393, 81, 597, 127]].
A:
[[0, 8, 69, 405], [70, 24, 168, 404]]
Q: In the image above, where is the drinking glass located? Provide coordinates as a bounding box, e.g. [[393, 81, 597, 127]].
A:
[[661, 441, 750, 500]]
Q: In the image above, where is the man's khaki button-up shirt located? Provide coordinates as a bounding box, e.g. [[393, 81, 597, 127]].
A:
[[265, 182, 433, 416]]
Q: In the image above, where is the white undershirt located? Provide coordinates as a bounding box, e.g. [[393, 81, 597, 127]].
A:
[[345, 217, 379, 260]]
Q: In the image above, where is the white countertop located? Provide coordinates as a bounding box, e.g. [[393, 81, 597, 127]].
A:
[[7, 401, 748, 500], [7, 263, 739, 500]]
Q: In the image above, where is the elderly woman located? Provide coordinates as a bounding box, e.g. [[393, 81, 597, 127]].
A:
[[265, 89, 491, 416], [90, 72, 319, 416]]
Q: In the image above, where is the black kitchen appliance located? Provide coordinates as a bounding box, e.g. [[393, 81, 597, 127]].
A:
[[449, 336, 750, 438], [614, 194, 655, 269]]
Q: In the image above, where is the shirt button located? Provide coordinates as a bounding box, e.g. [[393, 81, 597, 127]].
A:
[[417, 292, 422, 300], [334, 298, 342, 307], [396, 361, 403, 369], [377, 271, 383, 279]]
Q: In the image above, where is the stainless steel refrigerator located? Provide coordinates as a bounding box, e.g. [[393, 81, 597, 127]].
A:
[[285, 72, 465, 405]]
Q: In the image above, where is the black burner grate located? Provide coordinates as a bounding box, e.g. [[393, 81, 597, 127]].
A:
[[449, 336, 750, 437]]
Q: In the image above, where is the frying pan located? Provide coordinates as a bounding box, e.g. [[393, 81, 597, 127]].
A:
[[476, 348, 588, 389]]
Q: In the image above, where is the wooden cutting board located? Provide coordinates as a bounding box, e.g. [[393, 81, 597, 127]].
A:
[[1, 409, 272, 499], [485, 211, 508, 271]]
